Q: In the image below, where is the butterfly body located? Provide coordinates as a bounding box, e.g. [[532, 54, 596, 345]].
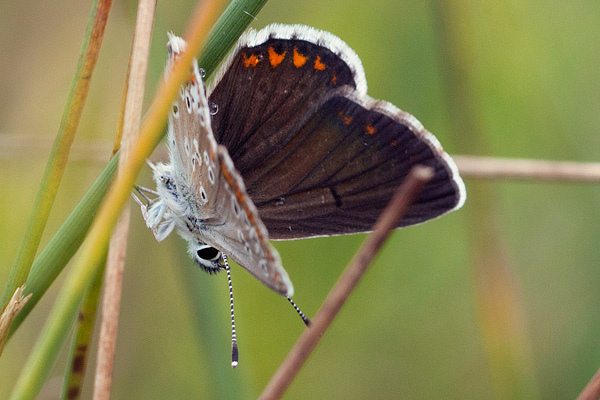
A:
[[138, 25, 465, 297]]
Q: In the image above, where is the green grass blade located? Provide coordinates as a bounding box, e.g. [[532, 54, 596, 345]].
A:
[[60, 259, 105, 400], [0, 0, 113, 311], [9, 0, 268, 398], [8, 155, 118, 337], [9, 255, 107, 400], [199, 0, 269, 78], [6, 0, 270, 339]]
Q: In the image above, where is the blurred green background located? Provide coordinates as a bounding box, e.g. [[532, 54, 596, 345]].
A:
[[1, 0, 600, 398]]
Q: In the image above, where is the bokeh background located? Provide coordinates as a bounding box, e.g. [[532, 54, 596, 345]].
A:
[[1, 0, 600, 398]]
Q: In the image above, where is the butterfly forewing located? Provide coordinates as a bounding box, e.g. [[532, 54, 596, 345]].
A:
[[209, 25, 362, 173]]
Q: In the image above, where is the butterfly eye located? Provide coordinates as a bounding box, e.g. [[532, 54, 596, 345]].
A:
[[196, 245, 220, 261]]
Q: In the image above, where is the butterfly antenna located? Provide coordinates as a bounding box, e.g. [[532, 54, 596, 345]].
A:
[[287, 296, 311, 326], [223, 254, 239, 368]]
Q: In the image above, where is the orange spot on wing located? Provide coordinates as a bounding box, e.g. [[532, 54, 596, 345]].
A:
[[314, 55, 326, 71], [365, 124, 377, 135], [293, 48, 308, 67], [268, 46, 286, 67], [331, 71, 338, 85], [390, 140, 398, 146], [337, 111, 353, 125], [242, 52, 260, 67]]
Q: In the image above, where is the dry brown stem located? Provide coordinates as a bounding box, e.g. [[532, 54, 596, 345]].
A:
[[259, 166, 434, 400]]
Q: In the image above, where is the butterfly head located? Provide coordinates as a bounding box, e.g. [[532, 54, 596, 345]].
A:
[[165, 33, 186, 77]]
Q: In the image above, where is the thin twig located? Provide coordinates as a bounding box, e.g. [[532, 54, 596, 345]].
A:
[[259, 166, 434, 400], [93, 1, 156, 399], [93, 212, 131, 400], [4, 134, 600, 184], [578, 367, 600, 400], [454, 155, 600, 182]]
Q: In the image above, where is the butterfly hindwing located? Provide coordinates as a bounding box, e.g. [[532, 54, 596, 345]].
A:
[[166, 34, 222, 221], [247, 90, 463, 239]]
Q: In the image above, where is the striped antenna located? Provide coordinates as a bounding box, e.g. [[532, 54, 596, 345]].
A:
[[287, 296, 311, 326], [223, 254, 239, 368]]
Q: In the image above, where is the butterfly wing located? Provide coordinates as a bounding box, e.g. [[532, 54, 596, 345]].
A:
[[165, 34, 221, 221], [208, 24, 364, 172], [208, 24, 465, 240], [166, 35, 292, 295], [242, 89, 463, 239], [211, 145, 292, 295]]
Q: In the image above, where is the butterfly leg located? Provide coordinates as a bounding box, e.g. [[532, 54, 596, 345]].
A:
[[132, 185, 161, 224], [131, 188, 151, 221], [135, 185, 160, 198], [132, 186, 175, 242], [132, 185, 153, 212]]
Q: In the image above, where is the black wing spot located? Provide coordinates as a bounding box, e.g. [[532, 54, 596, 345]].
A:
[[330, 187, 342, 208], [197, 246, 219, 260]]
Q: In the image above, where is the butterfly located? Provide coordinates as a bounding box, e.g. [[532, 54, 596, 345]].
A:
[[135, 24, 465, 365]]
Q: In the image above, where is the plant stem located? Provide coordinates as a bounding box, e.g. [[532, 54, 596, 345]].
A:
[[260, 166, 433, 400]]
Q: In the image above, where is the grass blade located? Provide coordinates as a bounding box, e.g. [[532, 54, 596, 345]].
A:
[[60, 259, 105, 400], [8, 155, 118, 337], [8, 0, 268, 397], [0, 0, 113, 313]]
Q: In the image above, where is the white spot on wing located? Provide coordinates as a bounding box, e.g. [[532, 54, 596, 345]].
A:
[[200, 185, 208, 203], [259, 259, 268, 276], [231, 195, 240, 217], [208, 166, 215, 185]]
